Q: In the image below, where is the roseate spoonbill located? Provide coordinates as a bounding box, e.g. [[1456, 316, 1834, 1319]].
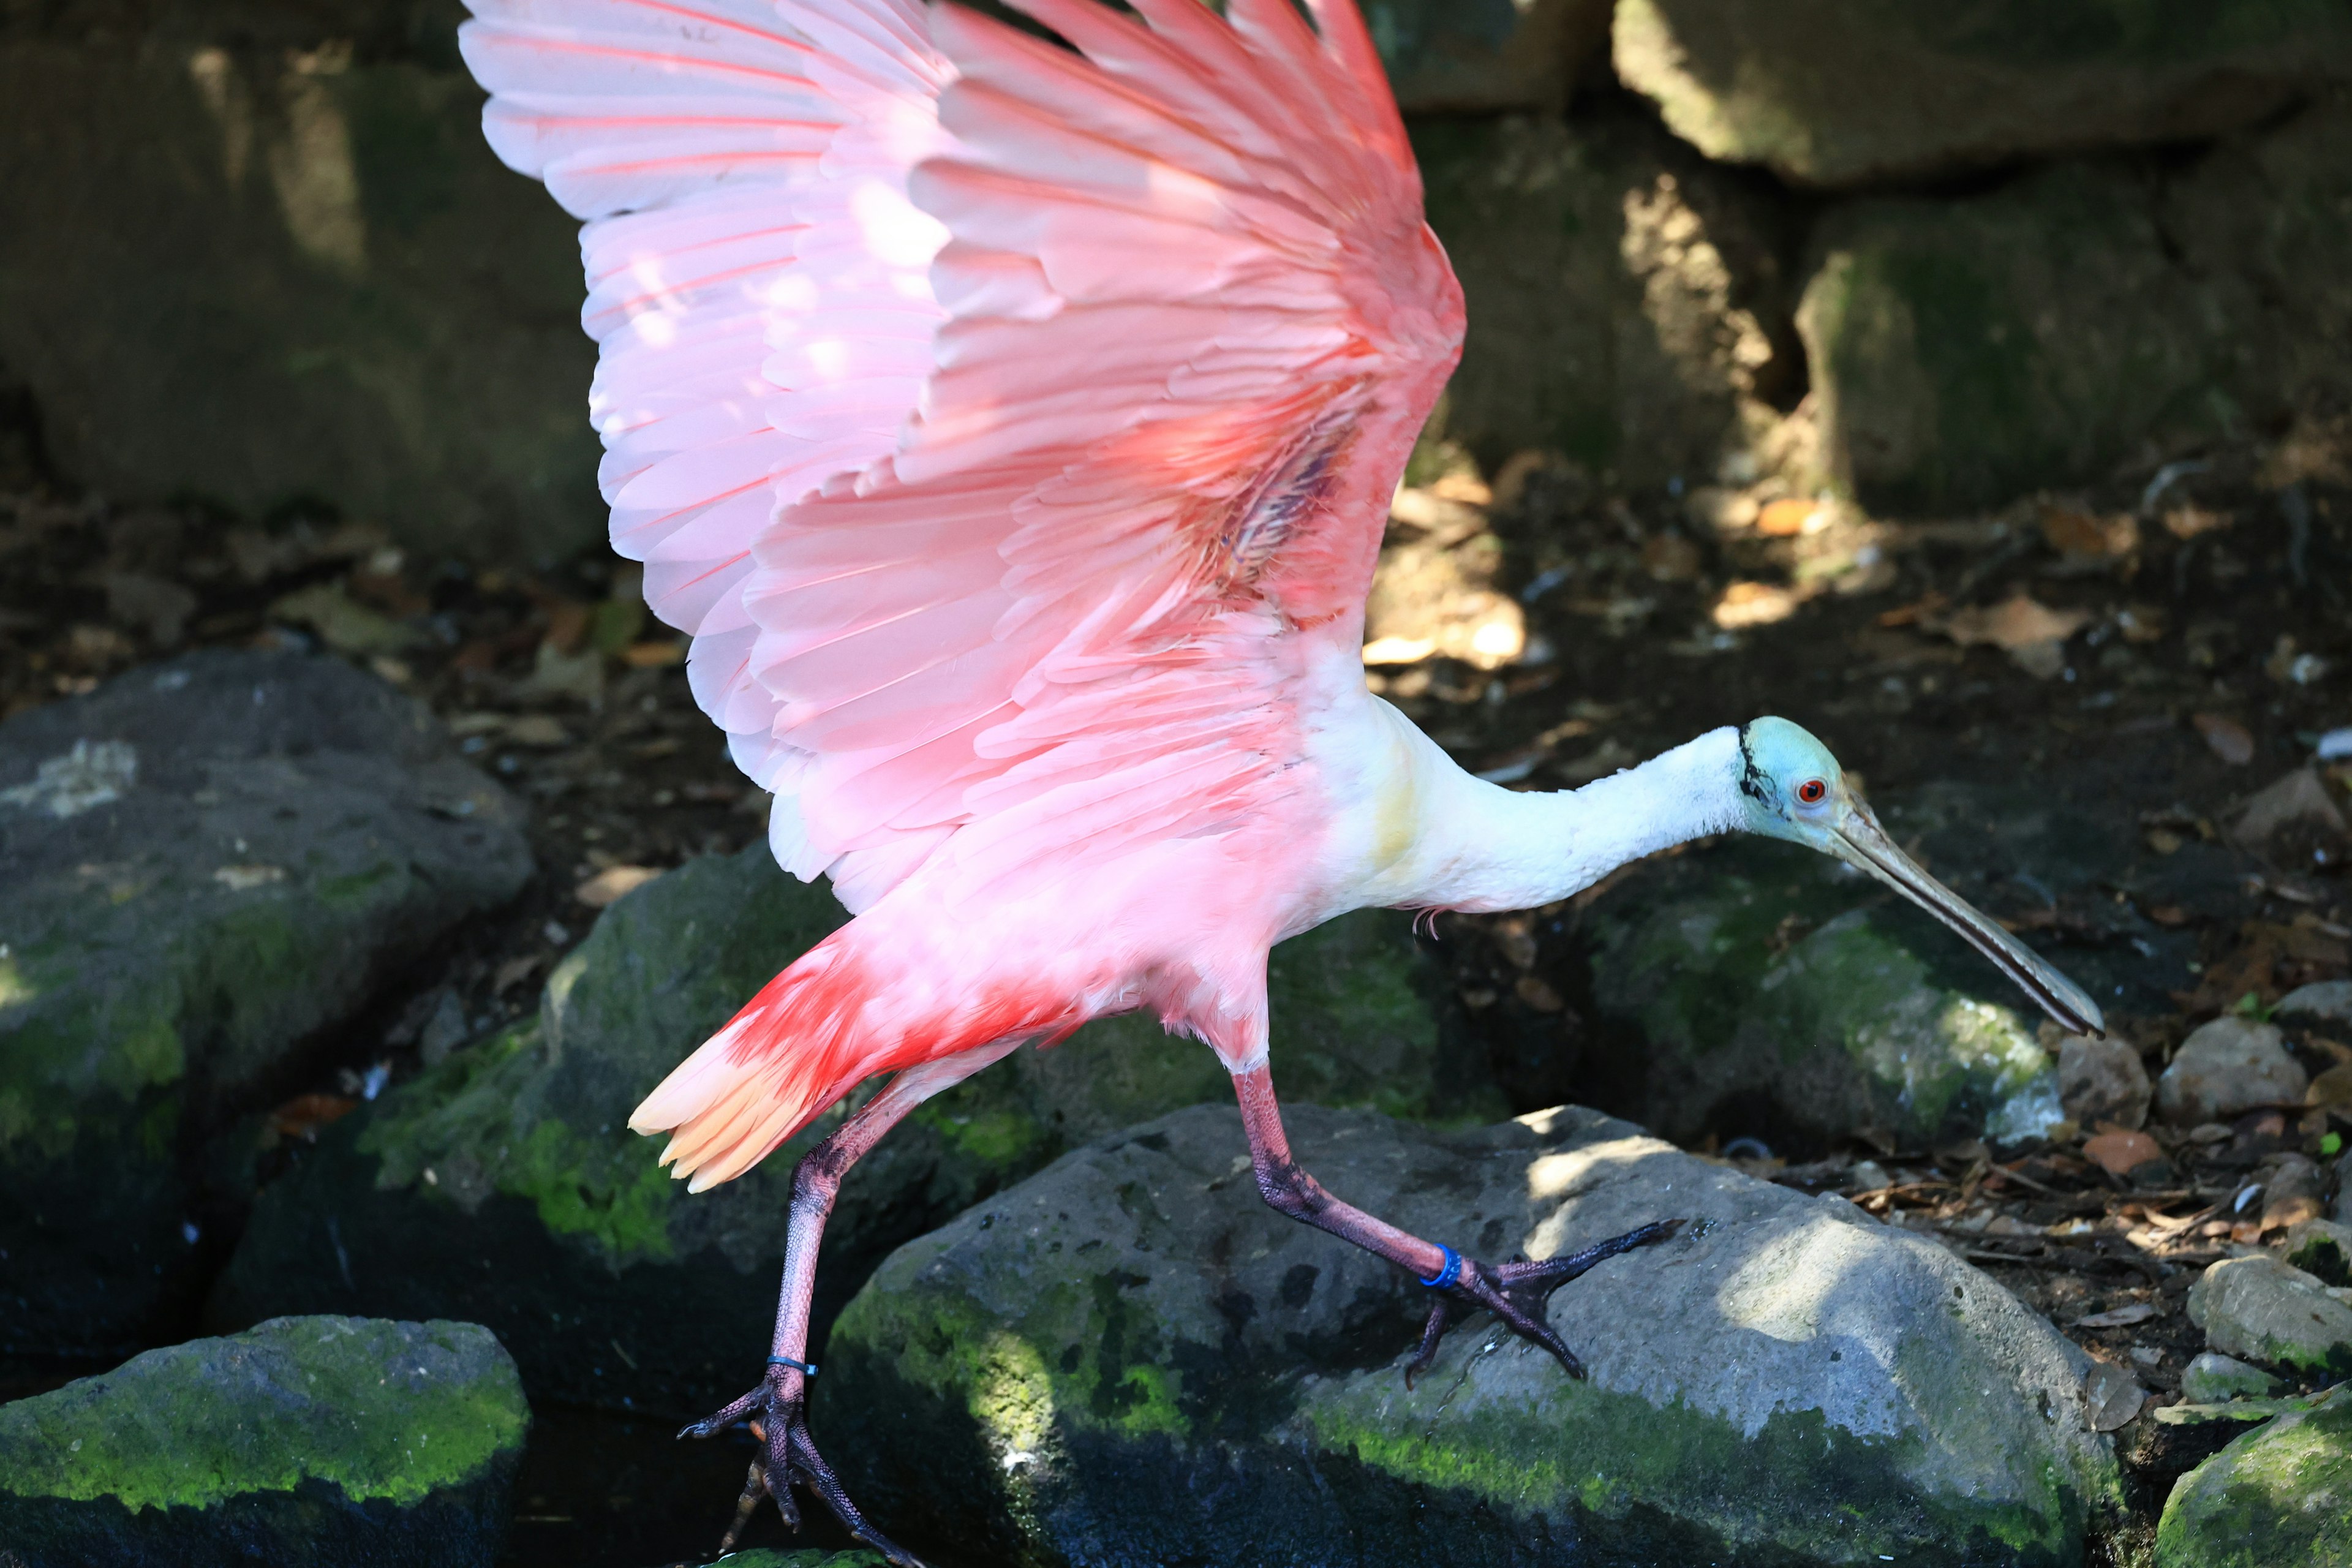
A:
[[459, 0, 2105, 1556]]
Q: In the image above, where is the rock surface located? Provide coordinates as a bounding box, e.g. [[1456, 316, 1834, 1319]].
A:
[[1799, 96, 2352, 511], [2155, 1382, 2351, 1568], [1366, 0, 1610, 114], [824, 1102, 2121, 1568], [1412, 108, 1800, 488], [2180, 1352, 2280, 1404], [0, 650, 530, 1359], [1568, 778, 2205, 1152], [2187, 1255, 2352, 1378], [2157, 1019, 2309, 1126], [212, 842, 1498, 1415], [1613, 0, 2352, 187], [2059, 1036, 2152, 1130], [2284, 1219, 2352, 1289], [0, 19, 600, 562], [2280, 980, 2352, 1025], [0, 1314, 527, 1568]]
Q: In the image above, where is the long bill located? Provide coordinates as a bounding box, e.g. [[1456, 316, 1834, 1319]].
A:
[[1828, 805, 2107, 1039]]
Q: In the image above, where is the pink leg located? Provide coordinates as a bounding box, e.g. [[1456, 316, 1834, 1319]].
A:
[[1232, 1065, 1681, 1384], [681, 1039, 1020, 1566]]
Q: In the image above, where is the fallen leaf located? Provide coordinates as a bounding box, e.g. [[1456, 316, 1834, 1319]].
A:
[[2082, 1361, 2147, 1432], [1711, 581, 1804, 629], [504, 714, 570, 748], [269, 1093, 359, 1140], [2193, 712, 2255, 766], [2307, 1064, 2352, 1109], [2041, 503, 2138, 559], [1939, 592, 2094, 652], [576, 864, 661, 908], [622, 639, 686, 668], [492, 954, 547, 995], [1513, 974, 1565, 1012], [2073, 1302, 2160, 1329], [2084, 1128, 2163, 1177], [1755, 498, 1825, 537]]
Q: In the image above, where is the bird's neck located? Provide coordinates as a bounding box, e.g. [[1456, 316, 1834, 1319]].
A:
[[1381, 720, 1749, 914]]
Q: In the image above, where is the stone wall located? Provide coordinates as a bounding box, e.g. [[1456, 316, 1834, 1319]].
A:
[[1, 0, 2348, 549]]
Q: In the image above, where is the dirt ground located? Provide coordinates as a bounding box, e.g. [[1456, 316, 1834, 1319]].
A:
[[2, 393, 2348, 1562]]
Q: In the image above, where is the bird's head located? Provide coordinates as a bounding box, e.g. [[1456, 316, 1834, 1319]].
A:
[[1732, 717, 2105, 1038]]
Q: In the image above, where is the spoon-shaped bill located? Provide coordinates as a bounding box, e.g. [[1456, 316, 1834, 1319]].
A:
[[1828, 807, 2106, 1039]]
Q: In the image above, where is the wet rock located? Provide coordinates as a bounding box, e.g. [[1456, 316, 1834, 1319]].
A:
[[1612, 0, 2352, 187], [1412, 107, 1800, 487], [212, 843, 1496, 1417], [0, 22, 599, 561], [2279, 979, 2352, 1026], [2059, 1036, 2151, 1131], [0, 1314, 527, 1568], [2283, 1219, 2352, 1289], [825, 1102, 2121, 1568], [0, 650, 530, 1360], [2155, 1382, 2351, 1567], [1367, 0, 1610, 114], [1569, 778, 2190, 1152], [2187, 1255, 2352, 1378], [2157, 1019, 2308, 1126], [2228, 767, 2350, 858], [2180, 1351, 2281, 1404]]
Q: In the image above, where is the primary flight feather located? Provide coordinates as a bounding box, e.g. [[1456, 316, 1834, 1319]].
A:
[[460, 1, 2103, 1558]]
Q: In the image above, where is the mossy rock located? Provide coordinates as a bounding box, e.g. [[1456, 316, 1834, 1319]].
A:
[[0, 33, 600, 563], [2156, 1382, 2352, 1567], [0, 650, 530, 1359], [823, 1101, 2122, 1567], [1615, 0, 2352, 187], [1411, 106, 1799, 487], [213, 842, 1496, 1417], [1573, 778, 2204, 1152], [0, 1314, 527, 1568], [2187, 1256, 2352, 1380]]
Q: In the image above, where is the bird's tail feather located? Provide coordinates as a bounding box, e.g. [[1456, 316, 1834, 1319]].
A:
[[628, 927, 1074, 1191]]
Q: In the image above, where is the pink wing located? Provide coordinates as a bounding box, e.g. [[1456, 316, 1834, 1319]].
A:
[[464, 0, 1463, 916]]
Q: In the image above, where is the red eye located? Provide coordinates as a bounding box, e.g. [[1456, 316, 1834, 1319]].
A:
[[1796, 778, 1828, 805]]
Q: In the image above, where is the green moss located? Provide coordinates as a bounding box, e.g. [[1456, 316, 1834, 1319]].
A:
[[360, 1022, 681, 1268], [0, 1317, 527, 1512], [911, 1103, 1050, 1167], [318, 862, 399, 908], [2156, 1385, 2352, 1567]]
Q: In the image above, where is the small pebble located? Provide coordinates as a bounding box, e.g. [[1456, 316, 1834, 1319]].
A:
[[2156, 1018, 2307, 1125]]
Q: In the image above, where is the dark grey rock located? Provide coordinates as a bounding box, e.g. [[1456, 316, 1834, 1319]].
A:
[[211, 842, 1498, 1417], [2157, 1019, 2307, 1126], [2179, 1352, 2280, 1403], [1615, 0, 2352, 187], [0, 1314, 527, 1568], [1412, 107, 1801, 488], [2060, 1036, 2151, 1130], [0, 23, 600, 562], [1366, 0, 1610, 113], [1797, 97, 2352, 511], [0, 650, 530, 1359], [1568, 778, 2199, 1152], [824, 1101, 2122, 1568], [2187, 1255, 2352, 1378], [2155, 1382, 2351, 1566]]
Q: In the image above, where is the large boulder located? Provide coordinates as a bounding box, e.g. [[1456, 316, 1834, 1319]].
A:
[[1365, 0, 1610, 114], [0, 1314, 528, 1568], [1797, 96, 2352, 512], [0, 10, 599, 561], [823, 1101, 2122, 1567], [0, 650, 530, 1360], [211, 842, 1500, 1417], [1411, 108, 1800, 488], [1613, 0, 2352, 188], [1569, 779, 2216, 1153], [2155, 1382, 2351, 1568]]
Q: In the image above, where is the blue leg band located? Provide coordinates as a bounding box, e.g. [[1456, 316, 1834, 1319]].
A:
[[767, 1354, 819, 1378], [1419, 1245, 1462, 1290]]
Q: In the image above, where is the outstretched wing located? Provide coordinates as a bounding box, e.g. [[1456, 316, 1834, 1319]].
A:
[[464, 0, 1463, 914]]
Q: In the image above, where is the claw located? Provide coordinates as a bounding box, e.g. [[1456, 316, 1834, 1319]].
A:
[[679, 1368, 928, 1567], [1404, 1218, 1684, 1388]]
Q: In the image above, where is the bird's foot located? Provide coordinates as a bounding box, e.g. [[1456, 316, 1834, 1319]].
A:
[[1404, 1218, 1684, 1387], [678, 1368, 925, 1567]]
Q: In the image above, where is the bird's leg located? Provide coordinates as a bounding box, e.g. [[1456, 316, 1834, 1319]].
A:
[[679, 1040, 1017, 1567], [1231, 1065, 1681, 1386]]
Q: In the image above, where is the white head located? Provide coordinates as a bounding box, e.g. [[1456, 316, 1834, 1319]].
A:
[[1731, 717, 2105, 1038]]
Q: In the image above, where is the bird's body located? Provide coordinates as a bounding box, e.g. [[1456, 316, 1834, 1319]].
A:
[[458, 1, 2103, 1557]]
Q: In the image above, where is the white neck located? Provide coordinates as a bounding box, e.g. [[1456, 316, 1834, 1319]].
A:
[[1354, 715, 1749, 915]]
